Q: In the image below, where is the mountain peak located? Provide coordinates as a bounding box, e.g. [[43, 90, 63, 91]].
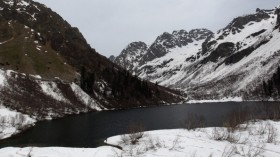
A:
[[219, 9, 271, 36], [113, 41, 148, 72], [172, 29, 188, 35], [139, 28, 213, 64], [189, 28, 214, 40], [109, 55, 115, 62]]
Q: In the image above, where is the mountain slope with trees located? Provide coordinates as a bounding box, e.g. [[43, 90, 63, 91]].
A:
[[0, 0, 184, 121]]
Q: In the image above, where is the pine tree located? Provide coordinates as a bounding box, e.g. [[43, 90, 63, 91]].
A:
[[80, 66, 86, 90], [263, 81, 268, 96], [155, 81, 159, 94], [268, 80, 273, 96], [276, 67, 280, 95]]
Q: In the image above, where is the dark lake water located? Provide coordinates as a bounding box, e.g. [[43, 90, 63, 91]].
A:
[[0, 101, 278, 148]]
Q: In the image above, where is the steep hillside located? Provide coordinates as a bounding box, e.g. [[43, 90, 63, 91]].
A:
[[0, 0, 184, 122], [113, 7, 280, 100]]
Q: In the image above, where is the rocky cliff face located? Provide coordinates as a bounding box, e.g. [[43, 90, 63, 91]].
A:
[[114, 7, 280, 100], [114, 41, 147, 73]]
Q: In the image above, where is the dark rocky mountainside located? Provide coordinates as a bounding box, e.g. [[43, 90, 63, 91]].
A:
[[114, 41, 148, 73], [0, 0, 184, 120]]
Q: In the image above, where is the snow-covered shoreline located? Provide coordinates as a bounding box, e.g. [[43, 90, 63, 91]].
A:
[[0, 105, 36, 140], [1, 120, 279, 157], [186, 97, 280, 103], [186, 97, 243, 103]]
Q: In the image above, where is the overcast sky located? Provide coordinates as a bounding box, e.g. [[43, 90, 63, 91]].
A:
[[34, 0, 280, 57]]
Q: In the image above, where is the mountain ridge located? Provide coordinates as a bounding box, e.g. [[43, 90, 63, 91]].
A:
[[112, 28, 213, 74], [112, 7, 280, 100]]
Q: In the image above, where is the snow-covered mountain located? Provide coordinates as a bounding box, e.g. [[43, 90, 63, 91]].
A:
[[113, 7, 280, 100], [111, 29, 213, 74]]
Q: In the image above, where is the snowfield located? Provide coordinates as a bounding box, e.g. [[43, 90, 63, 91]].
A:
[[0, 146, 121, 157], [0, 105, 36, 140], [106, 120, 280, 157], [1, 120, 280, 157]]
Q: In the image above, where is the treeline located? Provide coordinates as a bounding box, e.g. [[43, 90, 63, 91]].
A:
[[108, 68, 153, 99], [80, 66, 95, 94], [80, 65, 155, 99], [263, 66, 280, 97]]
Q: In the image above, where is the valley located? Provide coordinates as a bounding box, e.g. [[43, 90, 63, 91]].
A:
[[0, 0, 280, 156]]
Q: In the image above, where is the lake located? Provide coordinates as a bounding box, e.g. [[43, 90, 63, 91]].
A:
[[0, 101, 278, 148]]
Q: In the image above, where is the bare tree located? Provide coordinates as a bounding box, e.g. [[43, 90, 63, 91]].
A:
[[237, 144, 264, 157], [221, 145, 237, 157], [266, 122, 278, 144], [120, 123, 145, 145]]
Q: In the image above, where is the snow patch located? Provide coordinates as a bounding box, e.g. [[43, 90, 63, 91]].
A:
[[70, 83, 102, 111], [0, 70, 6, 87], [0, 105, 36, 140], [31, 75, 42, 79], [40, 82, 69, 103], [18, 0, 30, 7]]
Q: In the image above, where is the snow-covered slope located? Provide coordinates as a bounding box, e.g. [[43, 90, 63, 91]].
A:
[[112, 29, 213, 74], [114, 8, 280, 100]]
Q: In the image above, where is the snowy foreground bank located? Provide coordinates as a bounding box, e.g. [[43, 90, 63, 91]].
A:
[[1, 120, 280, 157]]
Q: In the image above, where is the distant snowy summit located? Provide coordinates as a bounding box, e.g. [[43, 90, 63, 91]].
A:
[[112, 7, 280, 101], [114, 41, 148, 73], [111, 28, 213, 74]]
